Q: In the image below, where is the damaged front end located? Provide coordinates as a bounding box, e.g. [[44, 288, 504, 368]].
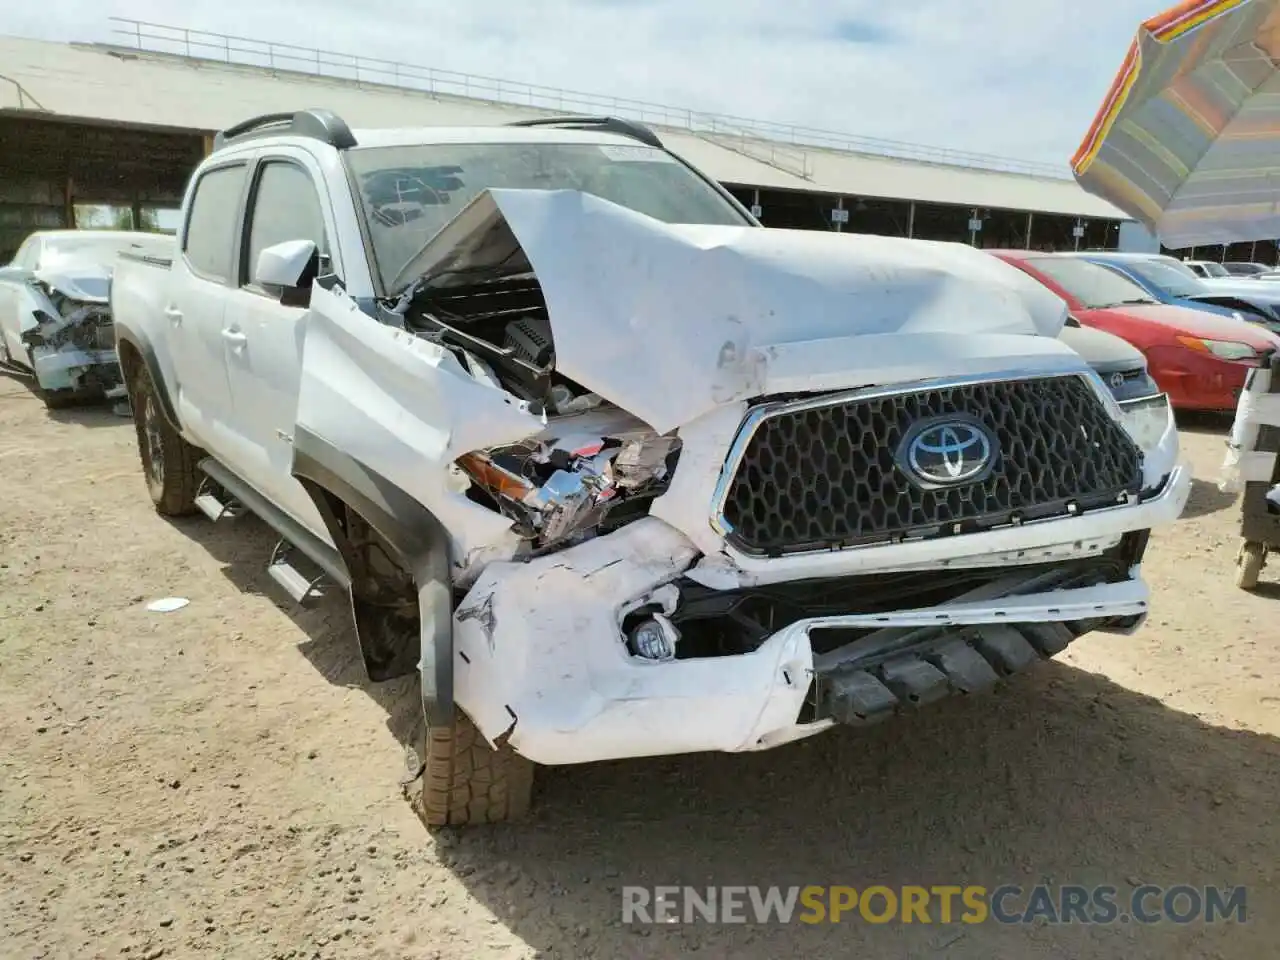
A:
[[22, 272, 124, 400], [332, 188, 1188, 764]]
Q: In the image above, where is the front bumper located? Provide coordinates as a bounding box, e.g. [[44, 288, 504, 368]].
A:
[[1147, 345, 1256, 411], [30, 346, 122, 395], [453, 456, 1189, 766]]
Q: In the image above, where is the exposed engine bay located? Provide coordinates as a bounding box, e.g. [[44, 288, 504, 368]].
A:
[[389, 221, 682, 551], [22, 282, 116, 354]]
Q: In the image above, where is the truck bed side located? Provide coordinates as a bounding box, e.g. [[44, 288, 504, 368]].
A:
[[110, 250, 183, 427]]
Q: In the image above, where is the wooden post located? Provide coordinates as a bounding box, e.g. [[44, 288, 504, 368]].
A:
[[63, 176, 75, 229]]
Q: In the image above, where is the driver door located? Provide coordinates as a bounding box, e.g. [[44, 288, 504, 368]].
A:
[[221, 149, 339, 536]]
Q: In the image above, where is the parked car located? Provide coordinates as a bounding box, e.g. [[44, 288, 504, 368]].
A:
[[1063, 251, 1280, 332], [992, 250, 1280, 411], [1184, 259, 1231, 278], [0, 229, 173, 407], [1221, 261, 1272, 276], [111, 110, 1190, 826]]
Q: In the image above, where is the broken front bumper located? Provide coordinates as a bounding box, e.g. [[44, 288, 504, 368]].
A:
[[453, 462, 1188, 766], [30, 346, 122, 395]]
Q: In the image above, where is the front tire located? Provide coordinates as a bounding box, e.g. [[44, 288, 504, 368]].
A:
[[129, 364, 200, 516], [1236, 541, 1266, 591], [417, 712, 534, 827]]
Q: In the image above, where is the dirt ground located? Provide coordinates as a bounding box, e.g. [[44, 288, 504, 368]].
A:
[[2, 370, 1278, 960]]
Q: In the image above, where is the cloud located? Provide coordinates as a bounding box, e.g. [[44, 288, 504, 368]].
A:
[[1, 0, 1155, 166]]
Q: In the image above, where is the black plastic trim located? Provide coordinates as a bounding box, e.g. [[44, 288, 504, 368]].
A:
[[291, 426, 454, 726], [506, 115, 664, 149], [213, 109, 358, 152], [114, 325, 180, 429]]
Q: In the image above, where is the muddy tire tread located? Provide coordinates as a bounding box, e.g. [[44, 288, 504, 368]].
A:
[[420, 712, 534, 827]]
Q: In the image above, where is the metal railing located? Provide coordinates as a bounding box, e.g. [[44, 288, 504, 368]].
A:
[[104, 17, 1073, 181]]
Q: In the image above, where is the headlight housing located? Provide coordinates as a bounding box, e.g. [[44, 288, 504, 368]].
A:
[[1117, 393, 1174, 455], [1175, 335, 1258, 361]]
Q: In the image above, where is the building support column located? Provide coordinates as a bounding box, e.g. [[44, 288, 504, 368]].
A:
[[63, 176, 75, 229], [1025, 211, 1034, 250], [906, 201, 915, 239]]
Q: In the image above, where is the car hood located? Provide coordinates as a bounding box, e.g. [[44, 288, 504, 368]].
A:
[[1088, 302, 1280, 349], [1194, 278, 1280, 304], [1058, 324, 1145, 371], [32, 264, 112, 304], [393, 188, 1076, 432]]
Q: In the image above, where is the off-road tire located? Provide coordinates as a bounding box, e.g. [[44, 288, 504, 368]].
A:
[[1236, 541, 1266, 591], [129, 364, 200, 516], [418, 711, 534, 827]]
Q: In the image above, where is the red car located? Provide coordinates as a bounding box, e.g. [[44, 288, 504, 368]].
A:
[[992, 251, 1280, 411]]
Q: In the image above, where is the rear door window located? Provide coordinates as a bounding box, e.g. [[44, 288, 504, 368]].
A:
[[182, 164, 248, 283]]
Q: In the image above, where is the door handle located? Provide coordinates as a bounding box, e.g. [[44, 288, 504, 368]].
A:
[[221, 328, 248, 349], [163, 306, 183, 326]]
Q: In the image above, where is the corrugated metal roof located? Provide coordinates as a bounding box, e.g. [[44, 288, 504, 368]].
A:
[[0, 35, 1128, 220]]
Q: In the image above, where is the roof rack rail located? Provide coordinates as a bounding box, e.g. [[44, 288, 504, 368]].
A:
[[505, 115, 664, 150], [213, 109, 357, 151]]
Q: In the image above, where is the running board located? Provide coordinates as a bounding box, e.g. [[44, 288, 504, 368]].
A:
[[267, 538, 326, 604], [197, 458, 351, 606], [195, 476, 246, 522]]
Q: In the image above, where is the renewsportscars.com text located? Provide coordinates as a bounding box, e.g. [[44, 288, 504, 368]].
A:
[[622, 884, 1247, 926]]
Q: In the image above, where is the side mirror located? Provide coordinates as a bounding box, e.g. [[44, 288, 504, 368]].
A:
[[255, 239, 318, 298]]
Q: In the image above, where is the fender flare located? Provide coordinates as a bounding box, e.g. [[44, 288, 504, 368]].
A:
[[291, 426, 454, 727], [115, 324, 181, 429]]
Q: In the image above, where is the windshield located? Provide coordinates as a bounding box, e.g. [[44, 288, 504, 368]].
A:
[[1198, 261, 1230, 278], [1027, 257, 1157, 309], [1120, 258, 1208, 298], [346, 141, 750, 291]]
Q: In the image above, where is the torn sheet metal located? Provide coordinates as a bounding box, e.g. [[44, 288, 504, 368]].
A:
[[296, 281, 547, 575], [452, 515, 1153, 766], [395, 188, 1075, 434]]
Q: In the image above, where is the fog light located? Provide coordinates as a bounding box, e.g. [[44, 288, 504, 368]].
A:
[[627, 614, 679, 662]]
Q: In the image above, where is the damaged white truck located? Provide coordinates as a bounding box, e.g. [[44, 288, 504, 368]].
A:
[[111, 110, 1191, 826]]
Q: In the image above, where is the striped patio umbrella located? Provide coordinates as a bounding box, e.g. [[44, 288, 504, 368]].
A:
[[1072, 0, 1280, 248]]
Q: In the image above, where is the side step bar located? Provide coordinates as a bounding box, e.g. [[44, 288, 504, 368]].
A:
[[195, 476, 246, 522], [197, 458, 351, 604]]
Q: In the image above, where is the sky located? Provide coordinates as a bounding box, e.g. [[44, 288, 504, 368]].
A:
[[1, 0, 1162, 167]]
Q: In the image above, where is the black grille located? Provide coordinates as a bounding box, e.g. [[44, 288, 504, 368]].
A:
[[719, 375, 1144, 556]]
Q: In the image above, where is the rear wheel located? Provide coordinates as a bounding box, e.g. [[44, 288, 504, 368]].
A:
[[1236, 541, 1266, 591], [129, 364, 200, 516], [415, 711, 534, 827]]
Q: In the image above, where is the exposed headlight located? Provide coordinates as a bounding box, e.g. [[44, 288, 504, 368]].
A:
[[1117, 394, 1174, 453], [1175, 336, 1258, 361]]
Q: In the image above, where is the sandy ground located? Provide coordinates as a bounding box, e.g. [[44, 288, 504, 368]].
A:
[[2, 369, 1278, 960]]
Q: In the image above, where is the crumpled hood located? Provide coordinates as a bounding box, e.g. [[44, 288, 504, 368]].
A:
[[33, 264, 112, 304], [399, 189, 1075, 432]]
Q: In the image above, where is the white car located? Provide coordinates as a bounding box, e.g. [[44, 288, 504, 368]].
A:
[[110, 110, 1191, 826], [0, 230, 174, 407]]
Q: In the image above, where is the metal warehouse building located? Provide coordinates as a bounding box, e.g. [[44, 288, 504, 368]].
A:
[[0, 19, 1136, 262]]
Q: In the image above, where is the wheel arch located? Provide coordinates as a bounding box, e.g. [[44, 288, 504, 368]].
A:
[[116, 326, 180, 429], [290, 426, 455, 727]]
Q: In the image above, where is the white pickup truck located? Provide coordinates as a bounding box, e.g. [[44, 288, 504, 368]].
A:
[[111, 110, 1191, 826]]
